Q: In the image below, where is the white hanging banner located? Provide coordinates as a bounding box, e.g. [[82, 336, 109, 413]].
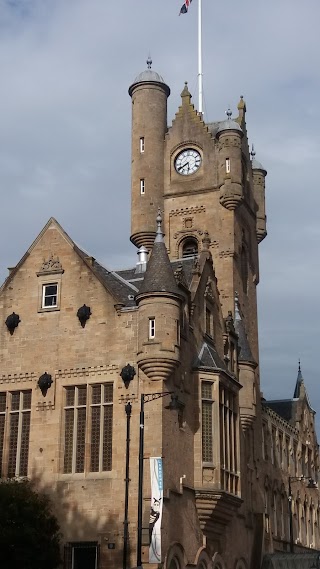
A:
[[149, 457, 163, 564]]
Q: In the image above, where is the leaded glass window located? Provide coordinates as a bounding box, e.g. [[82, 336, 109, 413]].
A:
[[201, 382, 213, 463], [0, 390, 31, 478], [63, 384, 113, 474]]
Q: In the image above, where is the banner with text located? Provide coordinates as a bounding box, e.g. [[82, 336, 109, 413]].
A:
[[149, 457, 163, 564]]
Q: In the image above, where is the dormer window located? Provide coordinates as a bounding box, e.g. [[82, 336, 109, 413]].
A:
[[42, 283, 58, 308], [182, 238, 198, 257]]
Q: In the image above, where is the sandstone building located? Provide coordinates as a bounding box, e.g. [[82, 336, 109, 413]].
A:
[[0, 61, 319, 569]]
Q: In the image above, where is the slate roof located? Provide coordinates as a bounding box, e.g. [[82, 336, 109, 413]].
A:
[[262, 553, 320, 569], [75, 246, 138, 308], [193, 342, 227, 372], [93, 261, 138, 307], [264, 400, 295, 423], [116, 257, 195, 291]]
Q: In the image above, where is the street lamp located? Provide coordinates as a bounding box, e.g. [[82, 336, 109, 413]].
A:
[[123, 402, 132, 569], [137, 392, 182, 569], [288, 475, 317, 553]]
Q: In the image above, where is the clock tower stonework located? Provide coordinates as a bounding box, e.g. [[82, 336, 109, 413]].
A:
[[129, 65, 267, 367]]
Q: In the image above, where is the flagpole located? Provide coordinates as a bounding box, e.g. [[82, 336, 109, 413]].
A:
[[198, 0, 203, 115]]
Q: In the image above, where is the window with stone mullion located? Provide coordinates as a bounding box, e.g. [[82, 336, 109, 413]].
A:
[[64, 384, 113, 474], [7, 390, 31, 478]]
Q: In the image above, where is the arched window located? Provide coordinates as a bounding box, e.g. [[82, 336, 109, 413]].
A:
[[182, 238, 198, 257], [169, 558, 181, 569]]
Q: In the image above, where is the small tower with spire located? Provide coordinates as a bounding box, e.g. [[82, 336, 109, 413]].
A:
[[128, 58, 170, 251], [135, 212, 182, 381], [217, 108, 244, 210], [251, 144, 267, 242]]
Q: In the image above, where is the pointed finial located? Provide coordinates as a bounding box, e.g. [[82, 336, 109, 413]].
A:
[[226, 107, 232, 120], [298, 358, 301, 373], [202, 231, 210, 251], [251, 144, 256, 159], [181, 81, 191, 102], [234, 291, 241, 320], [155, 208, 164, 243], [147, 55, 152, 70], [237, 95, 246, 111]]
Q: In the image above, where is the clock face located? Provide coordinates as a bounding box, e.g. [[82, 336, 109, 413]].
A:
[[175, 148, 201, 175]]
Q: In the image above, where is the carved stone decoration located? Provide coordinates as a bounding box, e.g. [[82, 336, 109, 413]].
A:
[[219, 179, 243, 210], [77, 304, 92, 328], [174, 265, 187, 288], [37, 254, 64, 275], [225, 311, 235, 334], [120, 364, 136, 389], [204, 278, 215, 303], [38, 372, 53, 397], [5, 312, 21, 335]]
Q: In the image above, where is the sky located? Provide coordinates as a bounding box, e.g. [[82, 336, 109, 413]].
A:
[[0, 0, 319, 431]]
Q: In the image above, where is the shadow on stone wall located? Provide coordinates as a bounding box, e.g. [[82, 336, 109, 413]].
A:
[[29, 469, 127, 569]]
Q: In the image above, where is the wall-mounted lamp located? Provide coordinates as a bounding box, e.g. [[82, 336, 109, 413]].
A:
[[5, 312, 21, 335], [38, 372, 53, 397], [77, 304, 92, 328], [120, 364, 136, 389]]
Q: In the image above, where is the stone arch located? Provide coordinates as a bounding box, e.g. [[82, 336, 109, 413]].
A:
[[165, 542, 187, 569], [212, 552, 226, 569], [194, 547, 213, 569], [234, 557, 248, 569]]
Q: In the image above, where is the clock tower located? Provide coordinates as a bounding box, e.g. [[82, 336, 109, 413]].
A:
[[129, 62, 267, 368]]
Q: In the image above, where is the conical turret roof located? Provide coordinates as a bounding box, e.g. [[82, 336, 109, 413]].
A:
[[293, 361, 305, 398], [129, 57, 170, 97], [137, 213, 181, 297]]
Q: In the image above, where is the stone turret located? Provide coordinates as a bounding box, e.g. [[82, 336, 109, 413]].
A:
[[234, 295, 257, 431], [129, 58, 170, 251], [251, 145, 267, 243], [217, 109, 244, 210], [135, 212, 182, 381]]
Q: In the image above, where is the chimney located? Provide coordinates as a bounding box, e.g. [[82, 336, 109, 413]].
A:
[[135, 246, 148, 274]]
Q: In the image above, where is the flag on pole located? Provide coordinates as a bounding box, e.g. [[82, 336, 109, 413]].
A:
[[179, 0, 192, 15]]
